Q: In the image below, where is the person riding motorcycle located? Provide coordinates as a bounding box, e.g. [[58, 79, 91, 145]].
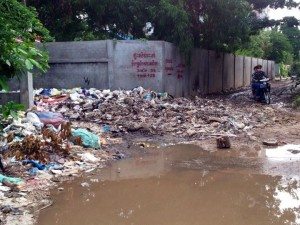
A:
[[251, 65, 268, 100]]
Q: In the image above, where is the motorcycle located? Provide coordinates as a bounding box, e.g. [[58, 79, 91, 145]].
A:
[[252, 78, 271, 104]]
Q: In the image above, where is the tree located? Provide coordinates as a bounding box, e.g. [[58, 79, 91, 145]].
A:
[[0, 0, 51, 91], [237, 30, 293, 64], [27, 0, 299, 57], [236, 31, 271, 58], [266, 30, 293, 64], [28, 0, 194, 57], [149, 0, 193, 58], [290, 61, 300, 76], [247, 0, 299, 11], [280, 16, 300, 59], [185, 0, 253, 52]]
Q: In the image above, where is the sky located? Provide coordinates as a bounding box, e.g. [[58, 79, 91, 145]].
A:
[[267, 0, 300, 20]]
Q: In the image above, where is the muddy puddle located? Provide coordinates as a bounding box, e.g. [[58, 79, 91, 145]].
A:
[[38, 144, 300, 225]]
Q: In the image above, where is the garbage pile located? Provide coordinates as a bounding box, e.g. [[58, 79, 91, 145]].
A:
[[33, 87, 281, 139], [0, 88, 114, 225], [0, 86, 293, 225]]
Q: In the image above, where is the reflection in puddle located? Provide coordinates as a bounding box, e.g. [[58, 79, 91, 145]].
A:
[[266, 144, 300, 161], [38, 145, 300, 225], [272, 178, 300, 224]]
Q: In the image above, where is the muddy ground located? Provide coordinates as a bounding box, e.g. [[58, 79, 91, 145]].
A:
[[37, 143, 300, 225], [1, 79, 300, 225]]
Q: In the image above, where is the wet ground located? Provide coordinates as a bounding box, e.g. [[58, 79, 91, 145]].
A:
[[37, 144, 300, 225]]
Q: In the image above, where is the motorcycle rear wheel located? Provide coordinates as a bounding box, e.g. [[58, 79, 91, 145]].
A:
[[264, 91, 271, 104]]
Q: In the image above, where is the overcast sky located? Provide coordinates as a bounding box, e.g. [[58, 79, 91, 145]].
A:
[[267, 0, 300, 20]]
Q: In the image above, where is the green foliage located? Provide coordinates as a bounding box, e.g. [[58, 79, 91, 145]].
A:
[[279, 63, 290, 77], [236, 31, 271, 58], [150, 0, 193, 59], [293, 95, 300, 108], [266, 30, 293, 64], [290, 61, 300, 77], [27, 0, 89, 41], [281, 17, 300, 60], [28, 0, 193, 59], [193, 0, 252, 52], [27, 0, 299, 58], [0, 0, 51, 91], [0, 102, 24, 120], [237, 30, 294, 64], [246, 0, 299, 10]]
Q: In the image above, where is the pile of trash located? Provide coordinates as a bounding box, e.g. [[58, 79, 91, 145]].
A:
[[0, 113, 102, 163], [32, 87, 283, 139], [0, 86, 291, 180], [0, 148, 110, 225], [0, 88, 116, 225], [0, 86, 294, 225]]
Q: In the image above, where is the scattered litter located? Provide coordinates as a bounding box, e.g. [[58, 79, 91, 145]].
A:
[[78, 152, 100, 163], [81, 182, 90, 187], [263, 139, 279, 147], [90, 178, 99, 183]]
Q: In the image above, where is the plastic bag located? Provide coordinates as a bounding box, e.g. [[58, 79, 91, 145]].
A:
[[26, 112, 44, 129], [72, 129, 101, 149], [0, 174, 23, 185], [78, 152, 100, 163], [35, 111, 65, 128]]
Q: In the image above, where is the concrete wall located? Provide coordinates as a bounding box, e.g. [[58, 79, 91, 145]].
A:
[[2, 40, 276, 105], [35, 40, 274, 95], [251, 58, 258, 71], [189, 49, 200, 96], [244, 57, 252, 86], [34, 40, 167, 93], [234, 56, 244, 89], [111, 40, 165, 92], [163, 42, 189, 97], [0, 73, 33, 107], [35, 41, 109, 89], [275, 63, 280, 77], [0, 92, 20, 105], [223, 53, 235, 91], [257, 58, 263, 67], [197, 49, 209, 94], [164, 42, 179, 96], [208, 51, 223, 93], [271, 61, 275, 78]]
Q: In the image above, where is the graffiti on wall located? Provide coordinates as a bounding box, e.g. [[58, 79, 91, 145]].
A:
[[165, 58, 185, 79], [165, 59, 174, 76], [176, 63, 185, 79], [132, 51, 158, 78]]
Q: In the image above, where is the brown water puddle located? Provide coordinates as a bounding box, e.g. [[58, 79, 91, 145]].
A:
[[38, 144, 300, 225]]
